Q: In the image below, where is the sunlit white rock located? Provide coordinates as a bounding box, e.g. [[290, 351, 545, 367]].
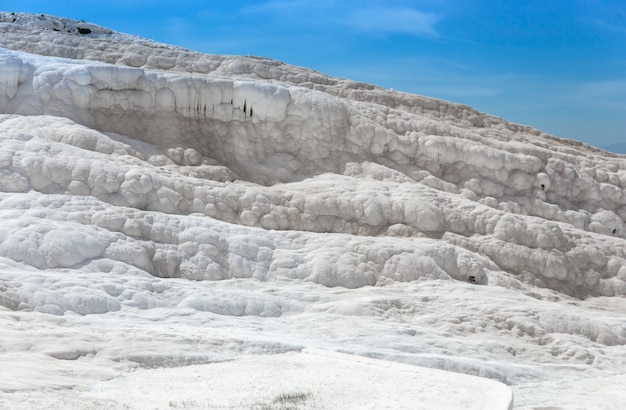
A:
[[0, 12, 625, 410]]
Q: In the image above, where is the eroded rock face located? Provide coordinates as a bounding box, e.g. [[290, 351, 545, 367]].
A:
[[1, 34, 625, 299], [1, 14, 626, 408], [0, 14, 624, 321]]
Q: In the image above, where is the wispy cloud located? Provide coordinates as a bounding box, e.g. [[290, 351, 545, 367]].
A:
[[436, 86, 502, 98], [572, 80, 626, 110], [243, 0, 335, 17], [500, 78, 626, 115], [345, 7, 440, 37], [244, 1, 441, 37], [590, 18, 626, 35]]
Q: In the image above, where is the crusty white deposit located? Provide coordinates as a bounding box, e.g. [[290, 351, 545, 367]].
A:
[[1, 12, 625, 409]]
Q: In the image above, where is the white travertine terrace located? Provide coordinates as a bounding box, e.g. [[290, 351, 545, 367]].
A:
[[1, 12, 625, 409]]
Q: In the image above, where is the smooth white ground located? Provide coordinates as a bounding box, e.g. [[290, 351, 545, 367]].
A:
[[1, 348, 512, 410], [0, 12, 625, 409]]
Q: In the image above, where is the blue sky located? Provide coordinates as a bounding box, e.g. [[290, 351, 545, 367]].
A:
[[4, 0, 626, 150]]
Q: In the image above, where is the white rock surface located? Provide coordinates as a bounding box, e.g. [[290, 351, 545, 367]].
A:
[[0, 12, 625, 409]]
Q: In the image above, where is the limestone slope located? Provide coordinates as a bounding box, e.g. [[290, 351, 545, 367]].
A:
[[1, 13, 624, 298], [1, 12, 625, 409]]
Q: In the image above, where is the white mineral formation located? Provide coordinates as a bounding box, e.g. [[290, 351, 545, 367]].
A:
[[1, 12, 625, 409]]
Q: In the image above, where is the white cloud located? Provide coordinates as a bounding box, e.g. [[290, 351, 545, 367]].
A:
[[591, 18, 626, 35], [244, 1, 440, 37], [573, 80, 626, 110], [346, 7, 440, 37], [243, 0, 334, 15], [436, 85, 502, 98]]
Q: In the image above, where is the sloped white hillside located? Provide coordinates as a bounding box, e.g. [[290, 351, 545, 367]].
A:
[[1, 12, 625, 409]]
